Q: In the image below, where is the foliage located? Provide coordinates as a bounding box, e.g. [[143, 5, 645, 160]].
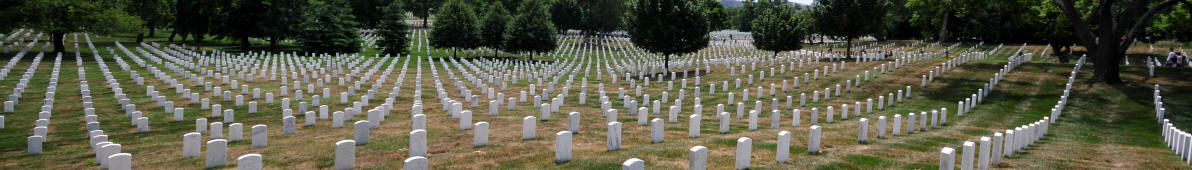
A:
[[222, 0, 267, 51], [700, 0, 731, 31], [504, 0, 558, 56], [580, 0, 625, 35], [259, 0, 309, 49], [297, 0, 362, 54], [549, 0, 584, 33], [480, 1, 512, 51], [378, 0, 411, 55], [626, 0, 709, 69], [407, 0, 444, 27], [751, 4, 805, 56], [429, 0, 482, 56], [19, 0, 143, 53], [811, 0, 885, 57], [1154, 3, 1192, 42], [350, 0, 388, 28]]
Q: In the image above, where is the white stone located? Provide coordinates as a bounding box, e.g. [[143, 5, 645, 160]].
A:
[[237, 154, 263, 170], [474, 122, 490, 147], [622, 158, 645, 170], [252, 125, 267, 149], [403, 156, 428, 170], [608, 122, 622, 151], [690, 146, 708, 170], [410, 129, 427, 157], [206, 139, 228, 168], [940, 147, 956, 170], [555, 131, 573, 163], [735, 137, 752, 169], [354, 121, 370, 145], [183, 133, 201, 158], [809, 125, 822, 154], [335, 140, 356, 170]]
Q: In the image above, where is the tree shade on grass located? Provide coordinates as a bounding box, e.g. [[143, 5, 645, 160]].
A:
[[626, 0, 709, 75]]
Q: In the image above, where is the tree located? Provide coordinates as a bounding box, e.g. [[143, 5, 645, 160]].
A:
[[627, 0, 709, 74], [1031, 0, 1079, 63], [223, 0, 267, 51], [731, 0, 780, 32], [259, 0, 308, 50], [378, 0, 411, 55], [504, 0, 558, 60], [811, 0, 885, 58], [580, 0, 624, 40], [407, 0, 444, 28], [430, 0, 482, 57], [751, 4, 805, 58], [1052, 0, 1192, 84], [480, 2, 512, 56], [351, 0, 388, 28], [297, 0, 362, 54], [700, 0, 731, 31], [1154, 3, 1192, 42], [174, 0, 229, 43], [549, 0, 583, 33], [22, 0, 142, 53], [127, 0, 174, 42]]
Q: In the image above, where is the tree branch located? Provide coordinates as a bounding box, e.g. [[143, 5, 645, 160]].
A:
[[1120, 0, 1185, 50], [1053, 0, 1099, 51]]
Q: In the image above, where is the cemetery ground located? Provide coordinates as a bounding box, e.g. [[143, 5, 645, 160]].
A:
[[0, 32, 1188, 169]]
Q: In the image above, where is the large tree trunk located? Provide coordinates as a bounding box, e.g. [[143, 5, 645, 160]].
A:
[[1091, 21, 1124, 84], [664, 54, 670, 77], [168, 30, 178, 42], [194, 34, 204, 44], [137, 33, 145, 43], [1050, 43, 1070, 63], [148, 21, 157, 37], [938, 11, 949, 42], [269, 37, 280, 51], [422, 10, 430, 28], [52, 32, 66, 54], [846, 38, 853, 59], [240, 36, 251, 52]]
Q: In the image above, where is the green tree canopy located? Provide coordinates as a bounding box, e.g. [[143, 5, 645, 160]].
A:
[[700, 0, 730, 31], [504, 0, 558, 58], [430, 0, 482, 57], [351, 0, 388, 28], [811, 0, 885, 58], [1155, 3, 1192, 42], [259, 0, 308, 50], [480, 1, 512, 53], [407, 0, 444, 28], [580, 0, 624, 36], [626, 0, 709, 72], [21, 0, 143, 53], [223, 0, 267, 51], [550, 0, 583, 33], [751, 4, 805, 57], [378, 0, 411, 55], [297, 0, 362, 54]]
